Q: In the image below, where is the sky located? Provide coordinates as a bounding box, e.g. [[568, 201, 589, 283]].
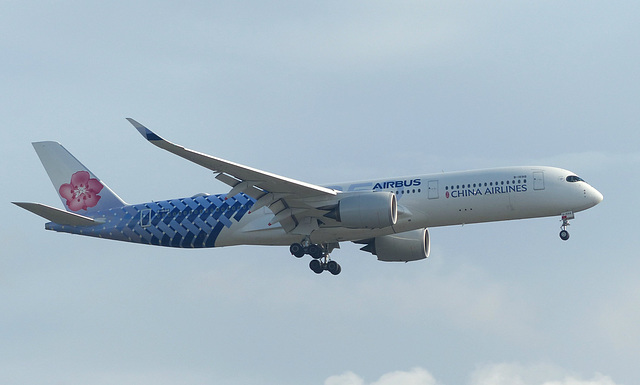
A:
[[1, 1, 639, 384]]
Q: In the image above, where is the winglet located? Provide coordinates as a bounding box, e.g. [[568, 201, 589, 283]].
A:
[[126, 118, 163, 142]]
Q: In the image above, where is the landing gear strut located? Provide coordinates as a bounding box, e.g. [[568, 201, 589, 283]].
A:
[[289, 242, 342, 275], [559, 211, 574, 241]]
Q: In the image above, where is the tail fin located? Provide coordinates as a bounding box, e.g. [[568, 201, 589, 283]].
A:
[[33, 141, 126, 214]]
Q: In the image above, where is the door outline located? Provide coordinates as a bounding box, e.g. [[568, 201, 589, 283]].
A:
[[428, 180, 439, 199], [140, 208, 152, 227], [533, 171, 545, 190]]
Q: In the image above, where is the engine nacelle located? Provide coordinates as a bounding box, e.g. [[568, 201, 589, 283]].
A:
[[332, 192, 397, 229], [359, 228, 430, 262]]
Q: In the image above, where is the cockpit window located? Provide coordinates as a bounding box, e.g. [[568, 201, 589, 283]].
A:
[[566, 175, 585, 183]]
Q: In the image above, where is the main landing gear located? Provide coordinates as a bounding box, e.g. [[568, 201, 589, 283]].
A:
[[559, 211, 574, 241], [289, 242, 342, 275]]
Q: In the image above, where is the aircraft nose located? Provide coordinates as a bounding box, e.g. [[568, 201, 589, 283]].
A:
[[590, 186, 604, 206]]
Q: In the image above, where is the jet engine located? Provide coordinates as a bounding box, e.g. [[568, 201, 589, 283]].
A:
[[358, 228, 430, 262], [327, 192, 397, 229]]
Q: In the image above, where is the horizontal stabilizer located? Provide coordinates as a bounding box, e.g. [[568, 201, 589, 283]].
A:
[[12, 202, 105, 227]]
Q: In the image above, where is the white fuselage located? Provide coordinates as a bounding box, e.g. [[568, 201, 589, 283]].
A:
[[18, 123, 604, 276], [217, 166, 603, 246]]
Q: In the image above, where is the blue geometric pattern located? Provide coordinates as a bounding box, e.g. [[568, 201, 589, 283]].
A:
[[45, 193, 255, 248]]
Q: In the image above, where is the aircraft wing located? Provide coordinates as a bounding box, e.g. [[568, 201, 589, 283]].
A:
[[127, 119, 338, 233]]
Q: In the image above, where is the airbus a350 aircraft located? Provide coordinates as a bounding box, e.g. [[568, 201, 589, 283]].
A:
[[14, 119, 603, 275]]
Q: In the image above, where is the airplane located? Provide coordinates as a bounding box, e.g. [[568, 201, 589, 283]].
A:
[[13, 119, 604, 275]]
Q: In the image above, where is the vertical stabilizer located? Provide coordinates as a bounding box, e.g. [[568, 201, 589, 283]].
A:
[[33, 141, 126, 214]]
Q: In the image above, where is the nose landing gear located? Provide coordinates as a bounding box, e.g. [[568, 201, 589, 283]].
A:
[[559, 211, 574, 241], [289, 241, 342, 275]]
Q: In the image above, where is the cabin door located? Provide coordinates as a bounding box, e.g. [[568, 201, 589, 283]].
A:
[[533, 171, 545, 190], [428, 180, 439, 199], [140, 209, 152, 227]]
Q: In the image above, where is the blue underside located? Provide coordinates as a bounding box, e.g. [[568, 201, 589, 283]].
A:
[[46, 193, 255, 248]]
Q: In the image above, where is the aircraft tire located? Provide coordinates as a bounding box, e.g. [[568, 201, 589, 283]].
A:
[[560, 230, 570, 241], [309, 259, 323, 274], [327, 260, 341, 275], [290, 243, 305, 258], [307, 244, 323, 259]]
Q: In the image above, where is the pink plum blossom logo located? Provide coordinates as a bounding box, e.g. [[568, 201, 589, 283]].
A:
[[59, 171, 103, 211]]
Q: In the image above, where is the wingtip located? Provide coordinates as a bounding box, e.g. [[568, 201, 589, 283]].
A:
[[126, 118, 163, 141]]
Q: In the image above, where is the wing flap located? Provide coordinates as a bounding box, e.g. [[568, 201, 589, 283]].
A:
[[13, 202, 105, 226]]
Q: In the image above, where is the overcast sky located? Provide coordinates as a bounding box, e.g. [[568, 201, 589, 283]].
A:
[[1, 1, 639, 384]]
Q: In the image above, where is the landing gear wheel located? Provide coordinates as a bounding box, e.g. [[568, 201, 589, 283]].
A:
[[293, 241, 342, 275], [559, 211, 573, 242], [327, 260, 342, 275], [307, 244, 323, 259], [289, 243, 305, 258], [309, 259, 324, 274]]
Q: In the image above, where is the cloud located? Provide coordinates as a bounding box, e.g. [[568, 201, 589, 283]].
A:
[[325, 367, 438, 385], [372, 368, 439, 385], [325, 371, 365, 385], [469, 363, 618, 385], [326, 364, 619, 385]]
